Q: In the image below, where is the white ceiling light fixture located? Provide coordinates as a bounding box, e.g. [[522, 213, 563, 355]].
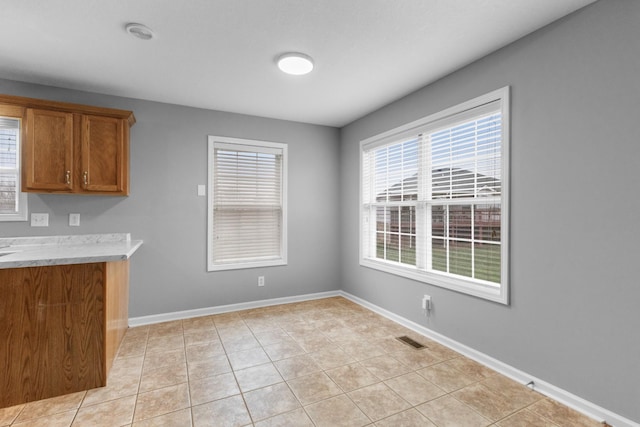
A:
[[277, 52, 314, 75], [125, 23, 155, 40]]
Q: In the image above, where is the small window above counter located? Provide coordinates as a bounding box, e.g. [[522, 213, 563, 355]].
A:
[[0, 94, 135, 196]]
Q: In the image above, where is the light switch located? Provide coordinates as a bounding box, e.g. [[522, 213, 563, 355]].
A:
[[31, 213, 49, 227], [197, 185, 206, 196], [69, 213, 80, 226]]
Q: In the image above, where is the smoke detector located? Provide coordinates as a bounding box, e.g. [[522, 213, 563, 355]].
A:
[[125, 23, 155, 41]]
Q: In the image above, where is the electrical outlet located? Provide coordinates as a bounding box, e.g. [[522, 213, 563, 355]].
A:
[[422, 294, 431, 310], [30, 213, 49, 227], [69, 213, 80, 226], [258, 276, 265, 287]]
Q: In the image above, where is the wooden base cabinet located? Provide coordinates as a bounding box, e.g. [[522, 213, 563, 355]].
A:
[[0, 261, 129, 409]]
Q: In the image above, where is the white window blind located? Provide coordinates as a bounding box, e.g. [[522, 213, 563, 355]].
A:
[[360, 87, 509, 304], [208, 136, 287, 271], [0, 116, 27, 221]]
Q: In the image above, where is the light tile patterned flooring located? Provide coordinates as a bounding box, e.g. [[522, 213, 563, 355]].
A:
[[0, 297, 603, 427]]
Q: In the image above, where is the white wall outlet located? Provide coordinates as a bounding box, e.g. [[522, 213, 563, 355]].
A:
[[258, 276, 265, 287], [422, 294, 432, 310], [197, 184, 206, 196], [69, 213, 80, 226], [30, 213, 49, 227]]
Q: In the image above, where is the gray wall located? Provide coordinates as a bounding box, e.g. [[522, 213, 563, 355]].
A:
[[0, 79, 342, 317], [1, 0, 638, 422], [340, 0, 639, 421]]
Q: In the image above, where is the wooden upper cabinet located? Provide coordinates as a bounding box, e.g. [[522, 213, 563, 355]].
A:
[[0, 94, 135, 196], [24, 109, 74, 191], [82, 115, 128, 194]]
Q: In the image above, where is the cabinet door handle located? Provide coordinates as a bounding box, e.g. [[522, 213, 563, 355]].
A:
[[83, 171, 88, 186], [65, 170, 71, 185]]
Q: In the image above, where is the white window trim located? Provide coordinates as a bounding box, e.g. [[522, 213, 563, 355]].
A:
[[0, 192, 27, 222], [207, 135, 288, 272], [359, 87, 510, 304], [0, 115, 28, 222]]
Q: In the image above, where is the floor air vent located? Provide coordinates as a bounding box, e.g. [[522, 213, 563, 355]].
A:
[[396, 336, 426, 350]]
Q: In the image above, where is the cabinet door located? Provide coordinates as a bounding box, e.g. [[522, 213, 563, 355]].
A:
[[24, 109, 74, 191], [0, 264, 106, 408], [81, 115, 128, 194]]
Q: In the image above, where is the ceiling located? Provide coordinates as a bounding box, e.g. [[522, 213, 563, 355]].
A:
[[0, 0, 597, 127]]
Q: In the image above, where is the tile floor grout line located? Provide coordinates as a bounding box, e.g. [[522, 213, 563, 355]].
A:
[[182, 325, 194, 427], [130, 326, 150, 426], [6, 297, 603, 427]]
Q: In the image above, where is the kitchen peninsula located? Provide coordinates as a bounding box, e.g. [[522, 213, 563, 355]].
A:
[[0, 234, 142, 408]]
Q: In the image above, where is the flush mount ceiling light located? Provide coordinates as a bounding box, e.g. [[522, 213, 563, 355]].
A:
[[277, 52, 314, 75], [125, 23, 155, 40]]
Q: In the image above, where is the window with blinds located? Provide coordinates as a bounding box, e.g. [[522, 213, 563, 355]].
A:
[[0, 116, 27, 221], [360, 87, 509, 303], [207, 136, 287, 271]]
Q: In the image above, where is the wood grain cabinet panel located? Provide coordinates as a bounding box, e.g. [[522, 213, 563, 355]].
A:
[[24, 108, 74, 191], [82, 114, 128, 194], [105, 261, 129, 374], [0, 261, 129, 409], [0, 94, 135, 196]]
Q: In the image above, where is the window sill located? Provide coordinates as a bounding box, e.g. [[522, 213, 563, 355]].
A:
[[208, 258, 287, 272], [360, 257, 508, 304], [0, 213, 28, 222]]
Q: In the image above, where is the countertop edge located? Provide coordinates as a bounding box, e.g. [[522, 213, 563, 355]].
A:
[[0, 238, 143, 269]]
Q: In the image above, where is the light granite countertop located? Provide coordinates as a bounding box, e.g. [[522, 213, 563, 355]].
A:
[[0, 233, 143, 269]]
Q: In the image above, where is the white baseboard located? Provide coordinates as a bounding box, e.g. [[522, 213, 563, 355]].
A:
[[338, 291, 638, 427], [128, 289, 636, 427], [128, 290, 341, 327]]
